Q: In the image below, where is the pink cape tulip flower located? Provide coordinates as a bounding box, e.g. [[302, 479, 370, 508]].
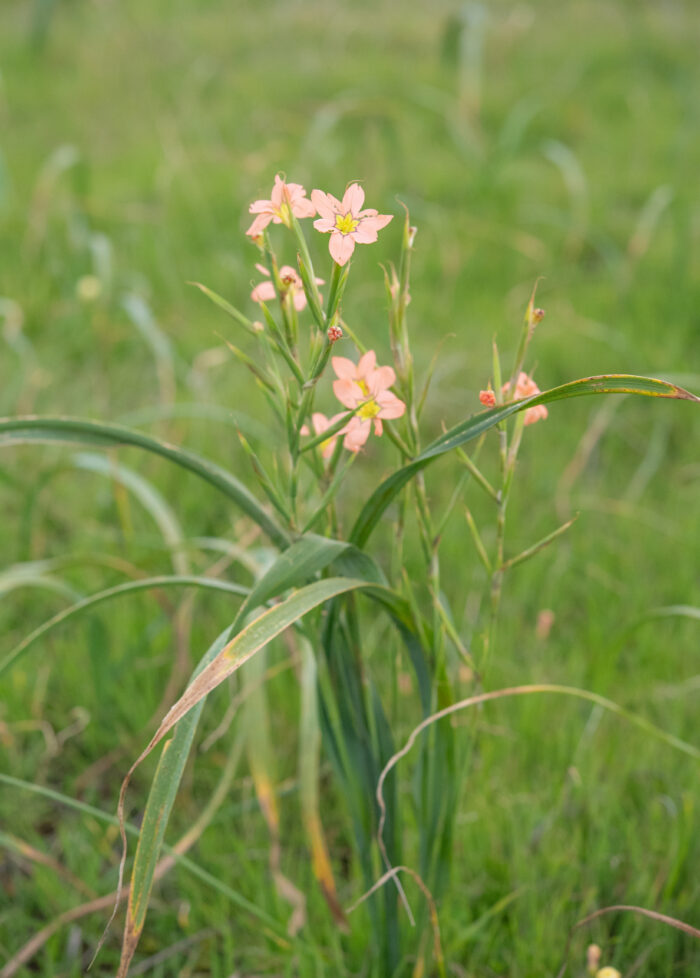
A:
[[311, 184, 393, 267], [300, 412, 346, 459], [250, 264, 323, 312], [332, 350, 405, 451], [480, 372, 548, 426], [246, 175, 316, 238]]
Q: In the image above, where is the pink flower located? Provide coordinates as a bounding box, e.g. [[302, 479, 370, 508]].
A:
[[300, 412, 345, 459], [479, 388, 496, 407], [332, 350, 405, 451], [502, 372, 548, 426], [311, 184, 393, 266], [246, 175, 316, 238], [250, 264, 323, 312]]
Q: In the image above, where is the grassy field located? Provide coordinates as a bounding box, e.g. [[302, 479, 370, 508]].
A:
[[1, 0, 699, 975]]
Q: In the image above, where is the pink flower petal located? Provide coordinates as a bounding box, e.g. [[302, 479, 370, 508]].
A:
[[284, 180, 306, 201], [375, 390, 405, 419], [524, 404, 548, 426], [313, 217, 336, 233], [358, 213, 393, 233], [333, 378, 362, 409], [250, 280, 276, 304], [332, 356, 360, 380], [293, 197, 317, 219], [292, 291, 308, 311], [329, 231, 356, 266], [270, 175, 285, 208], [367, 364, 396, 394], [343, 417, 371, 452], [356, 350, 377, 378], [351, 224, 380, 245], [373, 418, 383, 436], [255, 263, 271, 277], [246, 213, 272, 237], [311, 412, 331, 435], [248, 199, 274, 215], [342, 183, 365, 215], [311, 189, 343, 221]]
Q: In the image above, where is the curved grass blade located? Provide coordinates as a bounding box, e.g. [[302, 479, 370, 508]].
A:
[[350, 374, 699, 547], [119, 625, 234, 977], [126, 578, 385, 777], [72, 452, 190, 576], [233, 532, 371, 627], [374, 682, 700, 883], [119, 402, 271, 442], [190, 281, 260, 338], [0, 576, 250, 678], [297, 634, 346, 926], [0, 416, 289, 548], [0, 561, 81, 602], [109, 576, 388, 969]]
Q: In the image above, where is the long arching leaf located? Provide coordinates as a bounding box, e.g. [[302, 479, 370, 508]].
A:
[[119, 624, 234, 975], [0, 416, 289, 548], [350, 374, 698, 547], [0, 576, 250, 678], [113, 575, 391, 974]]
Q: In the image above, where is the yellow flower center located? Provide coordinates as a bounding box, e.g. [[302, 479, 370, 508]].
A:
[[335, 212, 359, 235], [277, 201, 292, 228], [358, 398, 381, 421]]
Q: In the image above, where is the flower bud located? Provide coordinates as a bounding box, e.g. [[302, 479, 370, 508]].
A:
[[327, 324, 343, 343], [586, 944, 601, 975]]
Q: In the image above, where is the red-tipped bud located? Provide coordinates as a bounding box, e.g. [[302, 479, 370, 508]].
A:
[[327, 324, 343, 343], [532, 307, 545, 323]]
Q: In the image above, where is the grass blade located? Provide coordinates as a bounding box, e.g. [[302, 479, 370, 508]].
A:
[[119, 625, 234, 976], [0, 575, 249, 677], [350, 374, 699, 547], [0, 416, 289, 547]]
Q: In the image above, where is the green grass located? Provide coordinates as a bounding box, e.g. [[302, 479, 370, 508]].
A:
[[1, 0, 699, 975]]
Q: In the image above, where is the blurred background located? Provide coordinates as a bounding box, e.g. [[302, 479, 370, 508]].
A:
[[1, 0, 699, 975]]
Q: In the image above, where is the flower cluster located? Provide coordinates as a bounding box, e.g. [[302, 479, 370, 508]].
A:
[[302, 352, 406, 456], [250, 264, 323, 312], [246, 176, 392, 267], [479, 372, 548, 426]]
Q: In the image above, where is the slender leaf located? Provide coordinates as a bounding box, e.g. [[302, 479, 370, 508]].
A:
[[234, 533, 357, 627], [130, 578, 384, 769], [71, 452, 190, 576], [119, 625, 234, 976], [0, 416, 289, 547], [190, 282, 260, 337], [350, 374, 699, 547], [0, 576, 249, 678]]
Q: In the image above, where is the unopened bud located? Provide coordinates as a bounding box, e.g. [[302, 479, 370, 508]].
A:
[[586, 945, 601, 975], [536, 609, 555, 641], [408, 225, 417, 247], [596, 969, 621, 978], [532, 307, 545, 323], [252, 320, 265, 334], [327, 324, 343, 343]]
